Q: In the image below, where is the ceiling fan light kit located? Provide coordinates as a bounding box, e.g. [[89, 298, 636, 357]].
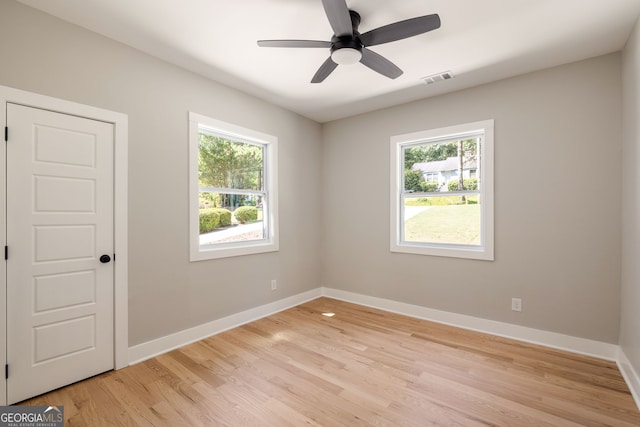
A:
[[257, 0, 441, 83], [331, 47, 362, 65]]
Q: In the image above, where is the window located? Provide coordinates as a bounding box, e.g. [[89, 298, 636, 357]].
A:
[[425, 172, 438, 182], [390, 120, 494, 260], [189, 113, 278, 261]]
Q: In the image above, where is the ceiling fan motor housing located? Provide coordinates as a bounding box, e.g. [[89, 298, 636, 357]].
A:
[[330, 10, 363, 63], [330, 10, 363, 53], [330, 36, 362, 54]]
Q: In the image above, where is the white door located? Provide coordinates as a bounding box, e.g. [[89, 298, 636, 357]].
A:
[[6, 103, 114, 404]]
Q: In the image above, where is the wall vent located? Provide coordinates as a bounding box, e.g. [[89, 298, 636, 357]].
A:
[[421, 71, 454, 85]]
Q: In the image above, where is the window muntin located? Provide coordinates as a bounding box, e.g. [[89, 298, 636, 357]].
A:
[[189, 113, 278, 261], [391, 120, 494, 260]]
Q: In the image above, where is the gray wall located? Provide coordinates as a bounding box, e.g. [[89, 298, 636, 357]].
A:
[[0, 1, 323, 346], [321, 54, 622, 343], [621, 17, 640, 367]]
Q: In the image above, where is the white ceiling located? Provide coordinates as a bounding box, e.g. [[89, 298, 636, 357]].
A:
[[16, 0, 640, 123]]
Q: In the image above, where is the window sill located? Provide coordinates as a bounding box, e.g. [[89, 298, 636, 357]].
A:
[[390, 241, 494, 261], [190, 240, 279, 261]]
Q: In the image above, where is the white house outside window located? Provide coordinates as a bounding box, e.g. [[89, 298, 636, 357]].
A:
[[390, 120, 494, 260], [189, 113, 278, 261]]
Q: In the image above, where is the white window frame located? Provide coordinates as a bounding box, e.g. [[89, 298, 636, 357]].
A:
[[390, 119, 494, 260], [189, 112, 278, 261]]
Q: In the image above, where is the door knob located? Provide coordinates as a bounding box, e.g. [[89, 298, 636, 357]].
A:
[[99, 254, 111, 263]]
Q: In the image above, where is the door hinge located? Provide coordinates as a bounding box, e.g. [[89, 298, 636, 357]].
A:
[[5, 364, 7, 379], [4, 246, 7, 260], [4, 127, 7, 142]]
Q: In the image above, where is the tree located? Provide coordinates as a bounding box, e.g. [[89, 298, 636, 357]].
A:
[[404, 145, 429, 170], [404, 142, 459, 170], [452, 138, 480, 202], [426, 142, 458, 161], [456, 140, 466, 203], [198, 134, 263, 208], [464, 138, 479, 190], [456, 140, 464, 190], [404, 169, 424, 192]]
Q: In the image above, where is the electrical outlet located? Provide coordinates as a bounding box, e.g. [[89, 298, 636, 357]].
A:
[[511, 298, 522, 312], [271, 279, 277, 291]]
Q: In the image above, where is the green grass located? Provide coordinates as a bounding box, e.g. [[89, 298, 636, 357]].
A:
[[405, 195, 479, 206], [404, 204, 481, 245]]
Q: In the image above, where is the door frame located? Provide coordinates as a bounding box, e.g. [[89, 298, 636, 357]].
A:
[[0, 85, 128, 405]]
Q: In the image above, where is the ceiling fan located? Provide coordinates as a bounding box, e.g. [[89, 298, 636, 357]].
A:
[[257, 0, 441, 83]]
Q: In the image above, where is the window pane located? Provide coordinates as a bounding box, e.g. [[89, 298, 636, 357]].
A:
[[404, 138, 479, 193], [199, 193, 265, 245], [403, 196, 481, 245], [198, 132, 264, 191]]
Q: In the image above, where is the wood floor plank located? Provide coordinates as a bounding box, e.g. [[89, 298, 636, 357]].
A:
[[21, 297, 640, 426]]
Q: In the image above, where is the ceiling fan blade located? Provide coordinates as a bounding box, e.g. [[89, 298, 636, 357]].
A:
[[360, 14, 441, 46], [321, 0, 353, 37], [311, 57, 338, 83], [360, 48, 403, 79], [257, 40, 332, 48]]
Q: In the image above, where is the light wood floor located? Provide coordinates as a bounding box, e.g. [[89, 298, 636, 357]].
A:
[[22, 298, 640, 426]]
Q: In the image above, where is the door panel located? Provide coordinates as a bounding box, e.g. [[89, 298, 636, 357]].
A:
[[34, 270, 96, 312], [33, 125, 96, 167], [34, 315, 96, 363], [34, 225, 96, 262], [34, 176, 96, 212], [6, 103, 114, 404]]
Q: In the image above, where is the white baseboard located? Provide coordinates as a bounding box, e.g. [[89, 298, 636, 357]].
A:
[[128, 286, 618, 364], [618, 349, 640, 410], [320, 287, 619, 361], [128, 288, 322, 365]]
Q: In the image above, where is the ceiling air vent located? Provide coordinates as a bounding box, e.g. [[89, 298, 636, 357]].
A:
[[421, 71, 454, 85]]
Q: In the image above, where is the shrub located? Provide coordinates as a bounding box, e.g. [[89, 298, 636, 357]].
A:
[[199, 208, 232, 233], [217, 208, 232, 226], [464, 177, 478, 190], [404, 169, 424, 192], [420, 181, 439, 192], [199, 209, 220, 234], [234, 206, 258, 224], [448, 179, 462, 191], [448, 177, 478, 191]]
